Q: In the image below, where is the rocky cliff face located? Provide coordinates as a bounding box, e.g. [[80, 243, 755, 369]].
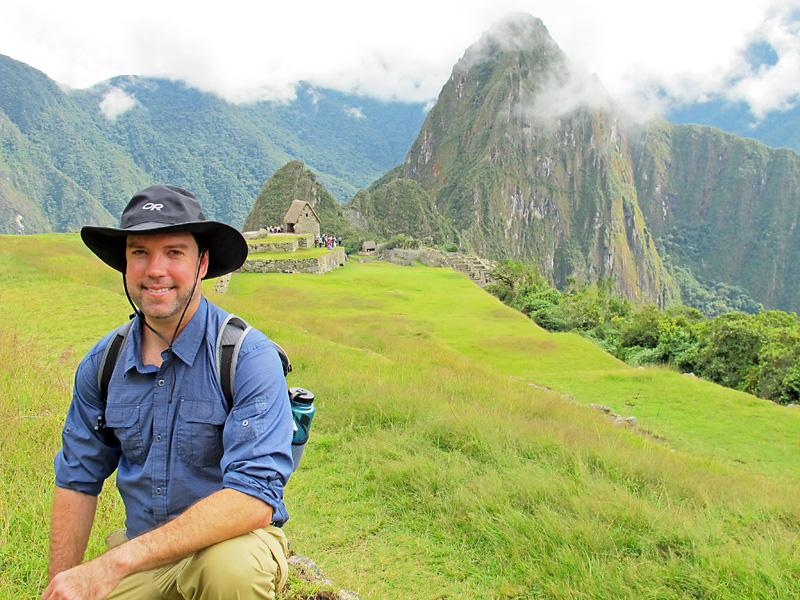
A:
[[355, 14, 800, 312], [358, 15, 675, 304], [632, 121, 800, 312]]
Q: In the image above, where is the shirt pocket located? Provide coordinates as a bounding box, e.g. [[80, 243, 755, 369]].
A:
[[231, 400, 268, 442], [105, 403, 147, 465], [178, 398, 228, 469]]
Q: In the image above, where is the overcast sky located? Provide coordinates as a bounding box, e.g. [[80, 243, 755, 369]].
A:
[[1, 0, 798, 119]]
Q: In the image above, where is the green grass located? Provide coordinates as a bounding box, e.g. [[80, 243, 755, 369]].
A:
[[2, 234, 799, 599]]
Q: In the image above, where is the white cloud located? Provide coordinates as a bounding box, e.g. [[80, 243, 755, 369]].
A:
[[726, 6, 800, 118], [345, 106, 366, 119], [99, 87, 138, 120], [306, 88, 322, 108], [0, 0, 797, 121]]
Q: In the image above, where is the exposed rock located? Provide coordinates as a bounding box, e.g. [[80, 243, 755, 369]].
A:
[[588, 403, 636, 427], [243, 229, 268, 240], [286, 554, 363, 600], [613, 415, 638, 427]]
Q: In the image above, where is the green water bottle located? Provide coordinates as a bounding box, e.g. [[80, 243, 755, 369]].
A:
[[289, 387, 315, 469]]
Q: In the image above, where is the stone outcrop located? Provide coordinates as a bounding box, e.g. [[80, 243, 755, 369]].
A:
[[285, 554, 363, 600], [588, 404, 638, 428]]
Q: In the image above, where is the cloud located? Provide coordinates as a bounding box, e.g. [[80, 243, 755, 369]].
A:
[[726, 6, 800, 118], [0, 0, 797, 122], [99, 87, 138, 120], [454, 14, 621, 123], [575, 0, 800, 120], [0, 0, 493, 103], [345, 106, 366, 119], [458, 12, 560, 71], [306, 88, 322, 108], [525, 70, 615, 121]]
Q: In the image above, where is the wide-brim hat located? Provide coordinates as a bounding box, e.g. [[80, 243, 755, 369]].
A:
[[81, 185, 248, 279]]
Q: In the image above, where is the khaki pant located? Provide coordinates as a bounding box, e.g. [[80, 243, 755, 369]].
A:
[[104, 527, 289, 600]]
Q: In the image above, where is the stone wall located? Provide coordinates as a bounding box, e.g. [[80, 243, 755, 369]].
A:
[[379, 248, 448, 267], [213, 273, 231, 294], [379, 248, 495, 287], [247, 234, 315, 254], [292, 213, 321, 237], [240, 247, 346, 275], [249, 239, 300, 253]]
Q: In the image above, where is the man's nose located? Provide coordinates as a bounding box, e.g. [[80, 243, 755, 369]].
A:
[[145, 253, 168, 277]]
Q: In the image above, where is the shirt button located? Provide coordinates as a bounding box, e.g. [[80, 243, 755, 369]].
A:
[[158, 380, 165, 387], [243, 420, 249, 427], [156, 435, 162, 442], [155, 488, 162, 495]]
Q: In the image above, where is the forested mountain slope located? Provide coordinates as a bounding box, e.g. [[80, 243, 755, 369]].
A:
[[0, 54, 426, 233]]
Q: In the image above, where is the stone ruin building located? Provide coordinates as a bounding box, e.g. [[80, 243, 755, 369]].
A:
[[283, 200, 321, 237]]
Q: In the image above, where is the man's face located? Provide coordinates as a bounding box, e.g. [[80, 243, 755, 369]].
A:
[[125, 232, 209, 325]]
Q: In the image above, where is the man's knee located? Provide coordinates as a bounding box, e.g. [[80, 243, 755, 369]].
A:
[[177, 528, 288, 599]]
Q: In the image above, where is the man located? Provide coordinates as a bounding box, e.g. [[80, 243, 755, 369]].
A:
[[43, 185, 294, 600]]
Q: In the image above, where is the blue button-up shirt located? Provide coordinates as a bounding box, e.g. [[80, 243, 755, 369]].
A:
[[54, 297, 294, 538]]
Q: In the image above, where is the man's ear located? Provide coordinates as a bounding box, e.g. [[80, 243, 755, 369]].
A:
[[198, 248, 210, 279]]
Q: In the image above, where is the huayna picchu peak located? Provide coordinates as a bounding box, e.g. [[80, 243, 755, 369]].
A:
[[348, 13, 800, 313]]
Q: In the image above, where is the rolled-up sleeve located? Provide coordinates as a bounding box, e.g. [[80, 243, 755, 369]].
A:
[[54, 336, 122, 495], [221, 332, 294, 525]]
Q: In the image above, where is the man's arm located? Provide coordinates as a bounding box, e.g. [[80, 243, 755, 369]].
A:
[[47, 487, 98, 582], [42, 488, 272, 600]]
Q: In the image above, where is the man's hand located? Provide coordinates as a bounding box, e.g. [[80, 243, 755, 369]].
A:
[[41, 555, 124, 600]]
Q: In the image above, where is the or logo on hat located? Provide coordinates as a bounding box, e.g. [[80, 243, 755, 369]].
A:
[[142, 203, 164, 211]]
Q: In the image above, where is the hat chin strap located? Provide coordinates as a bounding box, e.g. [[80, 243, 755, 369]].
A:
[[122, 249, 207, 351]]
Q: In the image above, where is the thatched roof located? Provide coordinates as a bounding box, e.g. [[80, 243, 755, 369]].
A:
[[283, 199, 320, 224]]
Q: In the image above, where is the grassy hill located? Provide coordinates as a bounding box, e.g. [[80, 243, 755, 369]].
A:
[[1, 234, 799, 599]]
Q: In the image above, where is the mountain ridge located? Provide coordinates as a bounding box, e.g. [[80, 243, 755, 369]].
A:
[[0, 53, 427, 233]]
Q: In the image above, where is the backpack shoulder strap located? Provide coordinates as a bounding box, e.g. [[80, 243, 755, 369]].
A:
[[98, 319, 135, 402], [216, 314, 292, 411], [217, 314, 252, 410]]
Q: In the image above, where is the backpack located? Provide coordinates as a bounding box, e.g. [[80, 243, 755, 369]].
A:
[[96, 314, 310, 466]]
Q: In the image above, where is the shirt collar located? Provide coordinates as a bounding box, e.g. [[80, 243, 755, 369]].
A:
[[168, 296, 208, 367], [123, 297, 209, 372]]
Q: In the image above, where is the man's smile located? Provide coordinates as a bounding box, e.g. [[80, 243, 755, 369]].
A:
[[143, 285, 175, 295]]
